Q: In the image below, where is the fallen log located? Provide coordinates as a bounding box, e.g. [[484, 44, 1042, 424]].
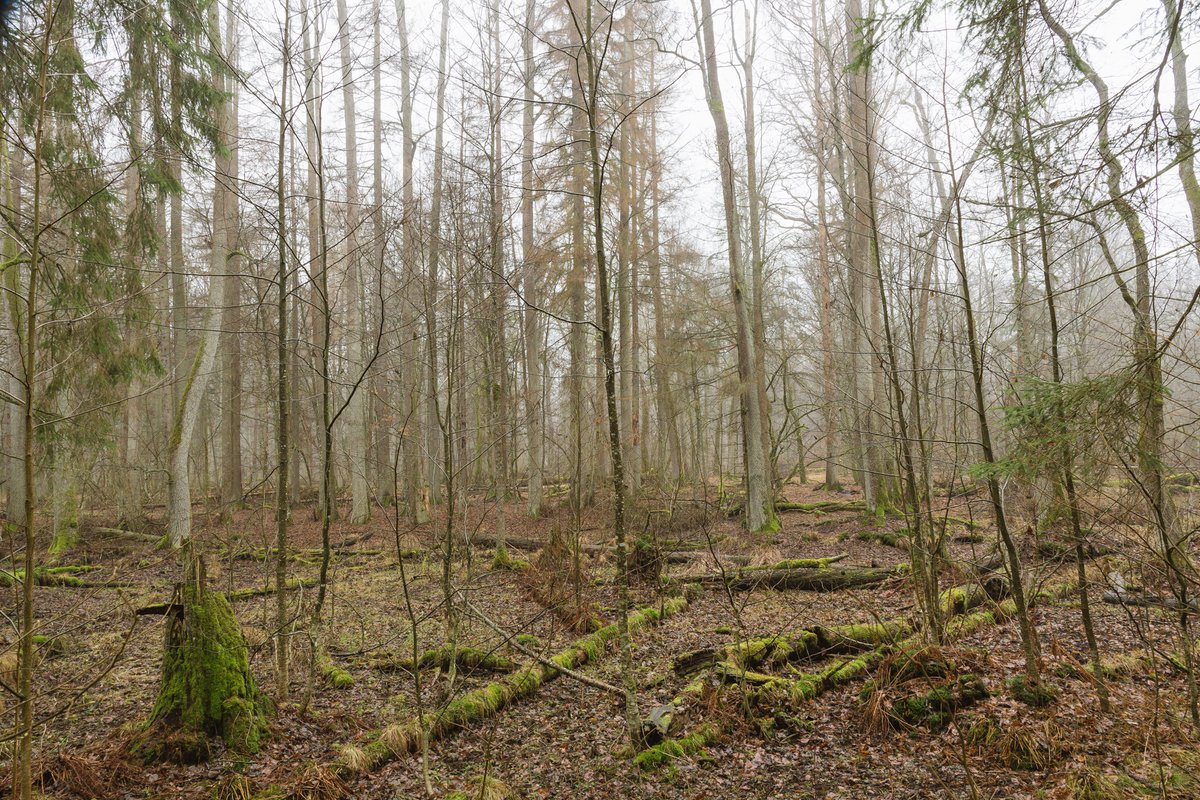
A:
[[0, 566, 130, 589], [775, 499, 867, 514], [674, 619, 911, 676], [636, 578, 1028, 772], [93, 526, 160, 542], [459, 532, 736, 566], [693, 564, 904, 592], [335, 595, 691, 774], [1102, 589, 1200, 612], [137, 577, 317, 615], [366, 643, 515, 674]]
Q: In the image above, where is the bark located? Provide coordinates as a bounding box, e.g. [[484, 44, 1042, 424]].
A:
[[572, 0, 639, 746], [1016, 65, 1108, 710], [14, 18, 51, 794], [643, 50, 682, 481], [948, 119, 1041, 684]]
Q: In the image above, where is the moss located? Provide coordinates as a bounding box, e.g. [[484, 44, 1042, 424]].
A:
[[1007, 673, 1058, 707], [745, 556, 841, 571], [634, 723, 717, 772], [32, 633, 78, 657], [754, 511, 782, 534], [0, 565, 96, 587], [856, 530, 905, 548], [513, 633, 541, 649], [222, 696, 265, 753], [887, 675, 988, 730], [144, 585, 267, 759], [491, 545, 529, 572], [381, 645, 515, 674], [322, 660, 355, 689]]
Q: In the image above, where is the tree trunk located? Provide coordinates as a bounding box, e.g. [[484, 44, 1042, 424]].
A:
[[521, 0, 543, 517], [697, 0, 774, 533], [335, 0, 370, 524], [218, 2, 243, 516]]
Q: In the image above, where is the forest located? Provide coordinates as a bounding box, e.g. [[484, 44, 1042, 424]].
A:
[[1, 0, 1199, 796]]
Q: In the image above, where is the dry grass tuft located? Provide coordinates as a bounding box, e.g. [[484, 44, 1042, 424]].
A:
[[859, 683, 893, 737], [455, 774, 515, 800], [214, 772, 253, 800], [336, 743, 370, 774], [287, 765, 350, 800], [380, 722, 413, 755], [998, 721, 1064, 771], [1066, 764, 1125, 800], [43, 753, 108, 798]]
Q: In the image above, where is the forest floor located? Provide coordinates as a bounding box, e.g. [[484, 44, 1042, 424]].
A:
[[10, 477, 1200, 799]]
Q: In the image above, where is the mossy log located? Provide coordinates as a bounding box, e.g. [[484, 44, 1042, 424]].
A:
[[461, 532, 706, 565], [337, 596, 691, 774], [1034, 538, 1110, 560], [633, 723, 719, 772], [366, 644, 515, 674], [229, 545, 398, 563], [321, 657, 355, 689], [137, 577, 316, 615], [774, 499, 867, 514], [0, 565, 125, 588], [675, 620, 911, 676], [693, 564, 904, 592], [740, 553, 849, 571], [937, 577, 1009, 617], [94, 526, 160, 541], [134, 584, 267, 762], [854, 530, 907, 548], [1102, 588, 1200, 612], [945, 580, 1077, 639]]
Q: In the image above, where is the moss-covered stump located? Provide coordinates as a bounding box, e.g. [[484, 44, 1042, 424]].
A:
[[937, 578, 1008, 617], [135, 585, 268, 763]]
